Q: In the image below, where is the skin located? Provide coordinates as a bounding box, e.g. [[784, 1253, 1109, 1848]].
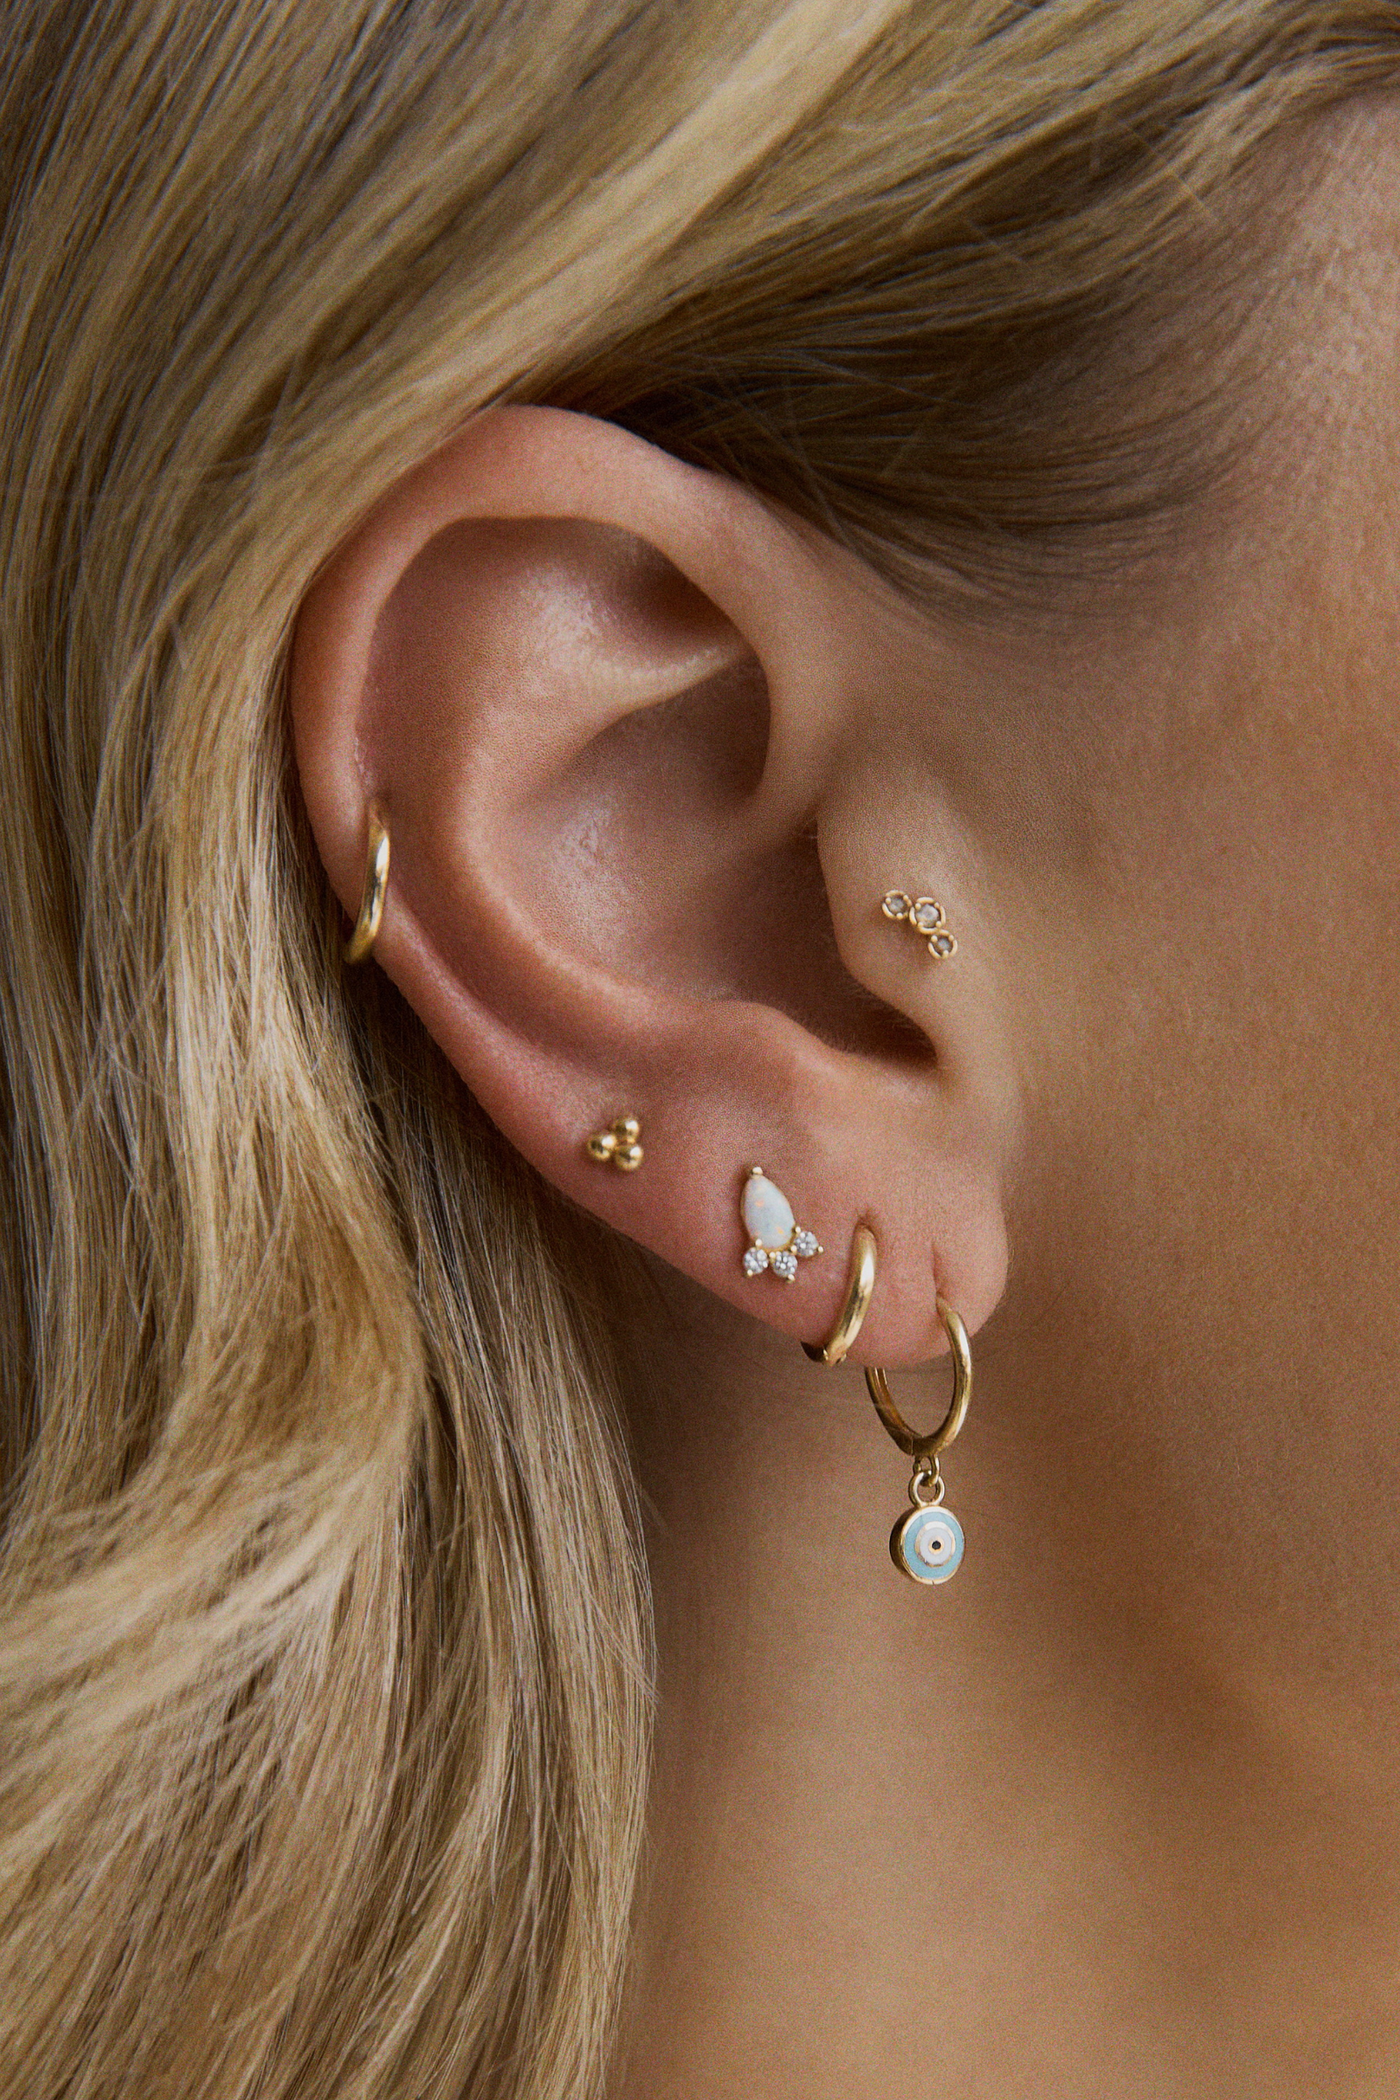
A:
[[291, 99, 1400, 2100]]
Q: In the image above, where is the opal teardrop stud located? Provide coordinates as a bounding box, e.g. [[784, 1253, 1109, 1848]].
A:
[[740, 1167, 822, 1280], [867, 1298, 972, 1586]]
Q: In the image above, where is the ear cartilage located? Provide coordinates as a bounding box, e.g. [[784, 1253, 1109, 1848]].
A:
[[881, 890, 957, 959], [740, 1166, 822, 1280], [586, 1116, 644, 1170]]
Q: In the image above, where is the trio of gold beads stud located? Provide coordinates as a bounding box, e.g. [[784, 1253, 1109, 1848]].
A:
[[585, 1116, 644, 1171]]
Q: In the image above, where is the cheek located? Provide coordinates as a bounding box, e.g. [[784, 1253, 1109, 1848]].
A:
[[986, 527, 1400, 1677]]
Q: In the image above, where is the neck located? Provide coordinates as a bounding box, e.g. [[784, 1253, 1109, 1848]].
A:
[[610, 1268, 1400, 2098]]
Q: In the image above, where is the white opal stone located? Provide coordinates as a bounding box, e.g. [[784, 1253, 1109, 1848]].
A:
[[742, 1172, 796, 1251]]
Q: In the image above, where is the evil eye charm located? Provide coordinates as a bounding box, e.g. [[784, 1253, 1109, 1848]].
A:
[[891, 1503, 965, 1585]]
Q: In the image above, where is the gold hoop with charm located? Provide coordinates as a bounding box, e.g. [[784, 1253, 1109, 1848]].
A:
[[802, 1227, 973, 1589], [865, 1298, 972, 1586]]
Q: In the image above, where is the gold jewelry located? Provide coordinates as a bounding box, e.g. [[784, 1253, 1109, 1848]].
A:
[[344, 805, 390, 964], [881, 890, 957, 960], [866, 1297, 971, 1585], [802, 1222, 876, 1364], [740, 1166, 822, 1280], [585, 1116, 644, 1171]]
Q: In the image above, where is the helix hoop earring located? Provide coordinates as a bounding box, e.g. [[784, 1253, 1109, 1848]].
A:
[[344, 805, 389, 964], [802, 1223, 876, 1364], [867, 1298, 972, 1586]]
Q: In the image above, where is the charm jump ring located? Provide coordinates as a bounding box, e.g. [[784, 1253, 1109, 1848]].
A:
[[864, 1297, 971, 1462]]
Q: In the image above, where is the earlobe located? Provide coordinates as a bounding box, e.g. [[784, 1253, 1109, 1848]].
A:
[[289, 405, 1012, 1367]]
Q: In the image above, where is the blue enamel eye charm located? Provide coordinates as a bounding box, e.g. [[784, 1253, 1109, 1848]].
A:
[[891, 1503, 964, 1585]]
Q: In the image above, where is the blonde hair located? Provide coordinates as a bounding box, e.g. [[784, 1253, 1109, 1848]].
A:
[[0, 2, 1393, 2093]]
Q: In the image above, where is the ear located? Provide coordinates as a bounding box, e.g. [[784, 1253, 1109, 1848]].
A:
[[290, 406, 1010, 1364]]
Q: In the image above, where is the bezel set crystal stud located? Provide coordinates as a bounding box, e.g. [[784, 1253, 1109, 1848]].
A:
[[881, 890, 957, 959]]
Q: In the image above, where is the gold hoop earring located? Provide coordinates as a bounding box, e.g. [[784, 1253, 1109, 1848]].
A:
[[866, 1297, 972, 1586], [802, 1222, 876, 1364], [344, 805, 389, 964]]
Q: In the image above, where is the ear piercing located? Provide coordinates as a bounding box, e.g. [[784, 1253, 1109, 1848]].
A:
[[740, 1167, 822, 1279], [881, 890, 957, 959], [344, 805, 390, 963], [586, 1116, 644, 1170]]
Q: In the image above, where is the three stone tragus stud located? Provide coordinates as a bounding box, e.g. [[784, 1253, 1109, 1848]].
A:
[[882, 890, 957, 959], [740, 1167, 822, 1280], [586, 1116, 644, 1171], [344, 805, 390, 963]]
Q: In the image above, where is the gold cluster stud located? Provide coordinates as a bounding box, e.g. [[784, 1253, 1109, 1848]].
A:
[[585, 1115, 644, 1171], [881, 890, 957, 959]]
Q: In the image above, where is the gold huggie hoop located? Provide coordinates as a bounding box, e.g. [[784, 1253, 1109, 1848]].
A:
[[868, 1297, 973, 1586], [864, 1297, 971, 1461], [344, 805, 390, 964], [802, 1222, 877, 1365]]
